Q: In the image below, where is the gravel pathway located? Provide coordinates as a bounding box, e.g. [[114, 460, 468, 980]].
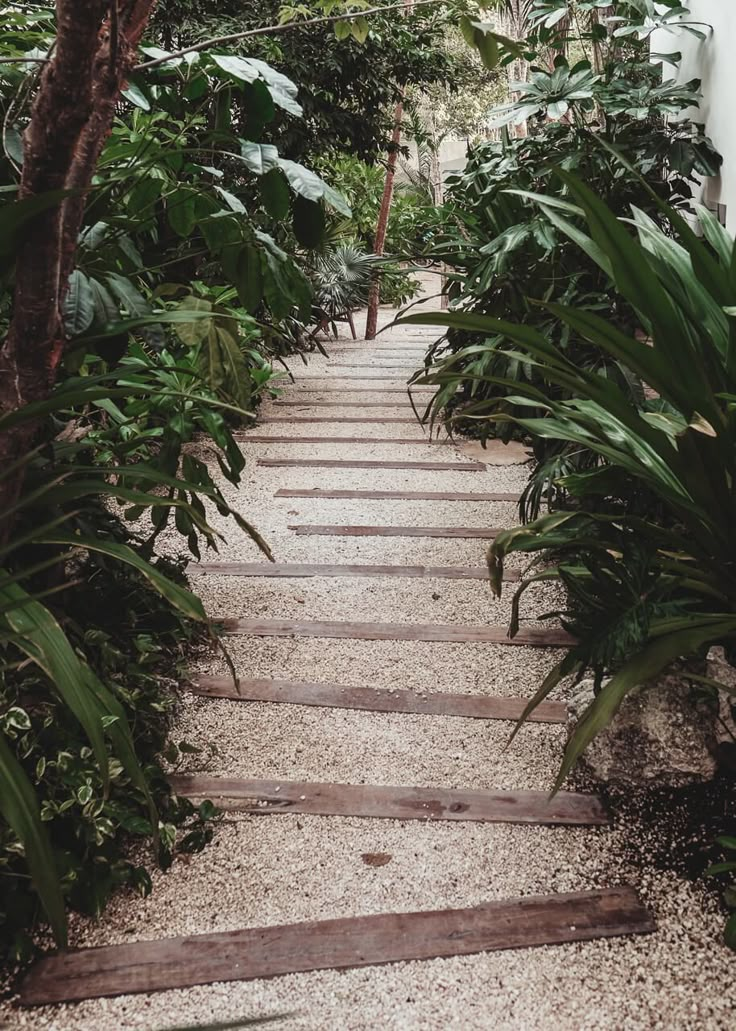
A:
[[5, 298, 734, 1030]]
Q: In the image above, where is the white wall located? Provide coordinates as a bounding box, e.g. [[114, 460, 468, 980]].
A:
[[662, 1, 736, 234]]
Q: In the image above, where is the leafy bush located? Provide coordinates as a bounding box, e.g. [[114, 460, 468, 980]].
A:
[[418, 0, 720, 507], [0, 4, 350, 958], [407, 171, 736, 791]]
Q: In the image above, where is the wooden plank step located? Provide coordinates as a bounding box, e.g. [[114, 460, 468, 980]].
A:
[[289, 524, 499, 539], [290, 387, 433, 393], [273, 401, 419, 408], [275, 488, 520, 501], [263, 417, 421, 424], [194, 561, 517, 581], [19, 888, 653, 1005], [298, 376, 415, 382], [257, 459, 484, 471], [220, 618, 575, 648], [170, 776, 607, 825], [189, 676, 566, 723], [331, 349, 425, 355], [234, 435, 449, 445]]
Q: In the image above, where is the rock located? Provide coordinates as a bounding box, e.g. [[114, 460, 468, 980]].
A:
[[458, 438, 530, 466], [568, 673, 718, 789]]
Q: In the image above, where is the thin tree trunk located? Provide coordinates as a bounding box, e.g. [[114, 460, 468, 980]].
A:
[[364, 100, 404, 339], [364, 0, 414, 339], [0, 1, 155, 541]]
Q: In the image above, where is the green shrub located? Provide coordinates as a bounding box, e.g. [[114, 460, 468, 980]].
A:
[[417, 0, 720, 507], [407, 171, 736, 789]]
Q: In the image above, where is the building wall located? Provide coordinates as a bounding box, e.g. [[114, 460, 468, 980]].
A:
[[662, 1, 736, 234]]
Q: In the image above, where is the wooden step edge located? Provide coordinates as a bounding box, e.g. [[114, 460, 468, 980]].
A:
[[232, 435, 451, 445], [168, 776, 608, 826], [187, 676, 567, 723], [19, 887, 653, 1005], [219, 618, 575, 648], [262, 417, 421, 424], [287, 524, 500, 539], [274, 489, 521, 501], [256, 459, 485, 471], [192, 561, 519, 582]]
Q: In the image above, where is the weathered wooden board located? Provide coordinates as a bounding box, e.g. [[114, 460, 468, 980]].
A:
[[290, 387, 433, 393], [19, 888, 653, 1005], [195, 561, 517, 581], [189, 676, 566, 723], [273, 401, 420, 408], [335, 345, 429, 350], [275, 488, 520, 501], [263, 417, 421, 424], [298, 376, 416, 381], [257, 459, 484, 471], [220, 618, 575, 648], [234, 435, 449, 445], [170, 776, 607, 825], [288, 524, 499, 539]]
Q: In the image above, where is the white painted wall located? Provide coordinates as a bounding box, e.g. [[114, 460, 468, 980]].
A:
[[660, 1, 736, 234]]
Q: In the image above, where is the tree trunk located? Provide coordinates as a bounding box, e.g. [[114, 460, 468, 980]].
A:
[[364, 100, 404, 340], [0, 0, 156, 542]]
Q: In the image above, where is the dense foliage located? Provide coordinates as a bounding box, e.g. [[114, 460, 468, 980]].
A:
[[150, 0, 460, 162], [407, 0, 736, 943], [417, 0, 720, 515], [0, 0, 437, 961]]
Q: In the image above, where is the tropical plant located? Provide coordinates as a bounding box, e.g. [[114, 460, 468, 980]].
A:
[[0, 0, 357, 958], [414, 0, 720, 513], [404, 171, 736, 795], [310, 244, 384, 321]]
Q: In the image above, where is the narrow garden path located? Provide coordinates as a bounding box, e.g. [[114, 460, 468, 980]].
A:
[[14, 297, 735, 1030]]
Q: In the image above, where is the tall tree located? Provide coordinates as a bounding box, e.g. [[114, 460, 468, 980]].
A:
[[0, 0, 157, 537]]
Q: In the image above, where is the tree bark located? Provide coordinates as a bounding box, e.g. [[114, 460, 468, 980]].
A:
[[0, 0, 156, 541]]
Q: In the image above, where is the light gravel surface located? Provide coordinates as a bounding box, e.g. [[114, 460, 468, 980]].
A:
[[4, 308, 734, 1031]]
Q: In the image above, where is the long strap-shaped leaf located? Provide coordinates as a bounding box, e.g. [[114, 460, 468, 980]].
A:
[[36, 535, 207, 622], [555, 617, 736, 792], [0, 582, 111, 790], [0, 734, 66, 946]]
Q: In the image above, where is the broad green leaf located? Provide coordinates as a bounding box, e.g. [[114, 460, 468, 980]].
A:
[[234, 245, 263, 312], [259, 168, 290, 220], [121, 81, 150, 110], [277, 159, 351, 216], [167, 187, 198, 237], [239, 142, 279, 176], [351, 17, 370, 44], [62, 270, 95, 338], [173, 296, 213, 346]]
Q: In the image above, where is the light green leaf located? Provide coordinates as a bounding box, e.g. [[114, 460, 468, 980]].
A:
[[276, 159, 350, 216]]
